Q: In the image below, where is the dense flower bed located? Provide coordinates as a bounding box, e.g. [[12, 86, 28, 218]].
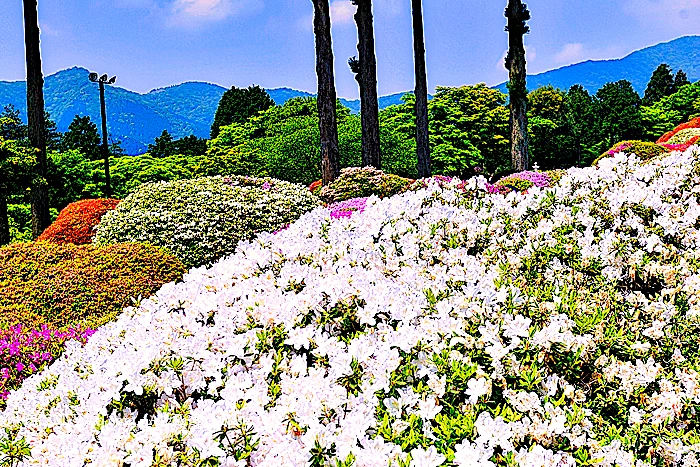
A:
[[0, 325, 95, 404], [0, 242, 186, 329], [37, 199, 120, 245], [319, 167, 414, 204], [94, 175, 321, 268], [5, 148, 700, 466]]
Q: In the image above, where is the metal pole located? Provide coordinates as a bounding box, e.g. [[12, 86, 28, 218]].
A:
[[98, 81, 111, 197]]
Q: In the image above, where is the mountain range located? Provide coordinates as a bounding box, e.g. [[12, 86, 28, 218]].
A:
[[1, 35, 698, 155], [494, 35, 700, 94]]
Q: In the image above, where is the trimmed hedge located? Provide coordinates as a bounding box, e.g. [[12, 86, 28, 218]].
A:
[[594, 140, 668, 165], [37, 199, 120, 245], [0, 242, 186, 329], [94, 175, 321, 268], [319, 167, 414, 204]]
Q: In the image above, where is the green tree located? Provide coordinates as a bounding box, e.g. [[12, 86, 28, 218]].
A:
[[173, 135, 208, 158], [673, 69, 690, 92], [431, 85, 510, 177], [148, 130, 176, 158], [61, 115, 100, 160], [46, 149, 98, 210], [0, 106, 26, 141], [597, 80, 643, 148], [210, 85, 275, 138], [527, 85, 574, 169], [567, 84, 601, 166], [641, 80, 700, 140], [643, 63, 675, 106], [0, 137, 36, 245]]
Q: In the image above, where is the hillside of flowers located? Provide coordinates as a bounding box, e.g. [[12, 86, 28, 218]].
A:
[[2, 144, 700, 466]]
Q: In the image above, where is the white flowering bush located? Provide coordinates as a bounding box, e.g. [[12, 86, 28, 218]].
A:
[[4, 147, 700, 466], [93, 176, 321, 268]]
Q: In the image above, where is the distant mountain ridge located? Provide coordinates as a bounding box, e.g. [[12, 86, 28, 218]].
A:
[[494, 35, 700, 94], [0, 68, 413, 154], [1, 36, 698, 155]]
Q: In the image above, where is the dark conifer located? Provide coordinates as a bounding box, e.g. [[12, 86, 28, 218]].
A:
[[505, 0, 531, 172], [312, 0, 340, 185], [351, 0, 381, 168], [673, 69, 690, 91], [643, 64, 674, 106], [23, 0, 50, 238], [412, 0, 430, 178]]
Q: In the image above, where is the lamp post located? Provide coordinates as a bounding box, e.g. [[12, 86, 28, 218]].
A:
[[89, 72, 116, 197]]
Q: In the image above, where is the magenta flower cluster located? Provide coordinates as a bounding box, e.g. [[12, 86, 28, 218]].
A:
[[0, 325, 95, 401], [607, 142, 632, 156], [330, 197, 369, 219]]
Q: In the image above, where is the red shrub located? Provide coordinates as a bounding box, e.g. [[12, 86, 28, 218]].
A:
[[656, 117, 700, 144], [309, 179, 323, 195], [38, 199, 120, 245]]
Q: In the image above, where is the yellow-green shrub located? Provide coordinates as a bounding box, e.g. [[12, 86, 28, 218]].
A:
[[0, 242, 186, 329]]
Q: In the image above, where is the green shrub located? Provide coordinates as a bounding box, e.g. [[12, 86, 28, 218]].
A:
[[0, 242, 186, 329], [319, 166, 414, 204], [94, 175, 321, 268], [593, 140, 668, 165]]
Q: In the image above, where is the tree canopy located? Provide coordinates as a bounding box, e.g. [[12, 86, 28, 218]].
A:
[[61, 115, 100, 160], [210, 85, 275, 139]]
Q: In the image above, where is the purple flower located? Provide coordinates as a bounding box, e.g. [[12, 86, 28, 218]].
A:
[[261, 182, 272, 190], [330, 197, 369, 219], [15, 363, 24, 372]]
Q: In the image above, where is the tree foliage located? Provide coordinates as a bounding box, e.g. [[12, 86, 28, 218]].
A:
[[643, 63, 675, 106], [210, 85, 275, 138], [596, 80, 643, 148], [61, 115, 100, 160]]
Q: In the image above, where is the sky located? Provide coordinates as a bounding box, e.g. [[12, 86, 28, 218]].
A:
[[1, 0, 699, 99]]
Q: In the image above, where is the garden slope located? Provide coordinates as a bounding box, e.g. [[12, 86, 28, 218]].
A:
[[4, 147, 700, 466]]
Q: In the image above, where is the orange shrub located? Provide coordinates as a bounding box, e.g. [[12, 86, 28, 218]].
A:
[[656, 117, 700, 144], [0, 242, 186, 329], [38, 199, 121, 245], [309, 179, 323, 195]]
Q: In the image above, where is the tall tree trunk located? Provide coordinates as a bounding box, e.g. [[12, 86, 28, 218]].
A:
[[0, 193, 9, 247], [505, 0, 530, 173], [23, 0, 50, 238], [411, 0, 430, 178], [312, 0, 340, 186], [353, 0, 381, 169]]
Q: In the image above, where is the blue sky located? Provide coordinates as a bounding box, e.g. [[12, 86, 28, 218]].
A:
[[1, 0, 699, 98]]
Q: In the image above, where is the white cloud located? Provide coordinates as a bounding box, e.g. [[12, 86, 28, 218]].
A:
[[330, 0, 355, 25], [623, 0, 700, 27], [169, 0, 260, 25], [554, 43, 584, 64]]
